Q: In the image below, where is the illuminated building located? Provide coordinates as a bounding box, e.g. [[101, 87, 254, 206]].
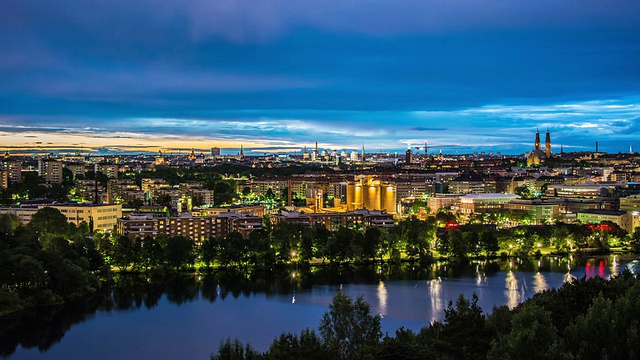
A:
[[50, 203, 122, 232], [458, 193, 520, 215], [38, 155, 63, 183], [405, 148, 413, 164], [526, 128, 552, 166], [346, 175, 396, 214], [118, 211, 263, 242], [448, 175, 497, 194], [577, 209, 633, 233], [620, 195, 640, 231], [505, 199, 560, 225], [1, 202, 121, 232], [108, 179, 144, 205], [95, 163, 119, 179], [0, 154, 21, 188]]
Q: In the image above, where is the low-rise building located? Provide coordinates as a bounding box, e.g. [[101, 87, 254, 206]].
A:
[[577, 209, 633, 234], [1, 202, 121, 232], [50, 203, 122, 232], [505, 199, 560, 225], [458, 193, 520, 215]]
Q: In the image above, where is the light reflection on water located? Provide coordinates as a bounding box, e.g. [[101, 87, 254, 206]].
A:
[[377, 281, 387, 316], [533, 272, 548, 293], [504, 271, 523, 309], [428, 277, 443, 322], [8, 255, 638, 360], [563, 272, 577, 283]]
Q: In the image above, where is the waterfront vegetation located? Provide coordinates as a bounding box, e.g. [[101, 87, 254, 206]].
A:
[[2, 206, 640, 318], [211, 272, 640, 360]]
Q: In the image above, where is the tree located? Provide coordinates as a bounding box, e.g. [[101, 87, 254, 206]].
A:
[[211, 339, 261, 360], [480, 230, 499, 257], [219, 232, 244, 267], [436, 294, 490, 359], [514, 185, 536, 199], [266, 329, 325, 360], [112, 235, 136, 271], [587, 231, 610, 253], [325, 227, 354, 264], [488, 304, 559, 360], [435, 210, 457, 226], [271, 222, 300, 264], [631, 227, 640, 253], [200, 236, 219, 268], [29, 207, 69, 236], [399, 216, 433, 261], [362, 227, 382, 261], [319, 292, 382, 359], [140, 235, 163, 269], [163, 236, 195, 270]]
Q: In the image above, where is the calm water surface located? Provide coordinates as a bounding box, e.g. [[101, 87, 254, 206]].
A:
[[5, 255, 639, 360]]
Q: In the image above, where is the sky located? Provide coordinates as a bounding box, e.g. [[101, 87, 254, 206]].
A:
[[1, 0, 640, 156]]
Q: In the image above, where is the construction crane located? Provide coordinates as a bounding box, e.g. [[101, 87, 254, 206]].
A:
[[414, 141, 460, 155]]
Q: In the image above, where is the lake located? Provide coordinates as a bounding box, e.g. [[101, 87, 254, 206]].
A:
[[3, 255, 638, 359]]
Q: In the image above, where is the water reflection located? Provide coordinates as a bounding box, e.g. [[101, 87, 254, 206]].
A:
[[476, 268, 486, 287], [3, 255, 638, 359], [377, 281, 387, 316], [428, 277, 443, 322], [505, 271, 522, 309], [533, 272, 548, 293], [563, 272, 577, 283]]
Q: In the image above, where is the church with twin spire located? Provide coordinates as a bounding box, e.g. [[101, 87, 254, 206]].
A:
[[526, 128, 552, 166]]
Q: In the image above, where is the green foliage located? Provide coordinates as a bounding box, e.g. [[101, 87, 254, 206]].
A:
[[0, 214, 100, 316], [319, 292, 382, 359], [488, 304, 558, 360], [514, 185, 537, 199], [480, 230, 499, 257], [163, 236, 196, 270], [397, 216, 433, 261], [266, 330, 325, 360], [434, 294, 491, 359], [211, 339, 261, 360], [632, 227, 640, 253], [29, 207, 69, 236]]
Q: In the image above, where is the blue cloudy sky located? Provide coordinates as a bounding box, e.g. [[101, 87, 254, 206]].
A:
[[1, 0, 640, 155]]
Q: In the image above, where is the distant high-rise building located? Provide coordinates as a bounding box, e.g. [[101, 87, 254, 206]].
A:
[[405, 148, 413, 164], [38, 155, 63, 183], [211, 147, 221, 157], [95, 163, 119, 179], [1, 152, 21, 188]]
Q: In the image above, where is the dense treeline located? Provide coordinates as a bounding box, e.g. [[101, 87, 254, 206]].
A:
[[100, 214, 640, 273], [3, 205, 640, 317], [212, 272, 640, 360], [0, 210, 104, 317]]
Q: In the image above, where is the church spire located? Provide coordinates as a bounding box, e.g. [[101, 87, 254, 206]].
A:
[[534, 128, 541, 151], [545, 128, 551, 158]]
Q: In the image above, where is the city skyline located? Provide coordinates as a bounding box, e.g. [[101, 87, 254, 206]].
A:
[[2, 1, 640, 155]]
